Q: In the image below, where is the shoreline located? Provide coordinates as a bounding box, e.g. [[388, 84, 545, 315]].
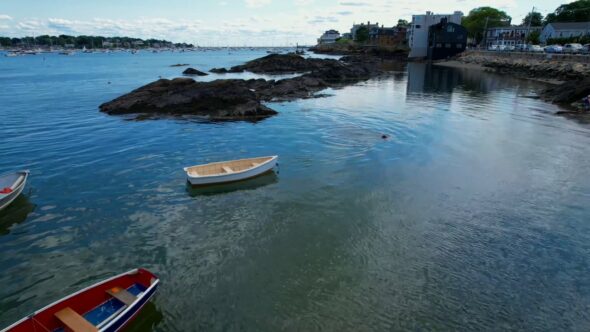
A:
[[433, 60, 565, 85]]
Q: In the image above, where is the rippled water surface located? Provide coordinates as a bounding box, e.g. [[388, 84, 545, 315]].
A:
[[1, 50, 590, 331]]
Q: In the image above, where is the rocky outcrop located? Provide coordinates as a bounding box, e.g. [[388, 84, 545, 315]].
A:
[[170, 63, 189, 67], [101, 54, 391, 120], [99, 78, 276, 119], [539, 78, 590, 114], [182, 67, 209, 76]]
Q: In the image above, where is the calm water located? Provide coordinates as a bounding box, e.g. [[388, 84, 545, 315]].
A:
[[1, 50, 590, 331]]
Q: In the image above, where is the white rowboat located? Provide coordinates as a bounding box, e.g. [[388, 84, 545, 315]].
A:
[[184, 156, 278, 186], [0, 171, 29, 211]]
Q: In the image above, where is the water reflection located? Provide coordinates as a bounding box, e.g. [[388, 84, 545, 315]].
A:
[[125, 302, 164, 332], [186, 171, 278, 196], [0, 194, 35, 235]]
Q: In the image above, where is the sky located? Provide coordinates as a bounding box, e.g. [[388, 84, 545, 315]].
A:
[[0, 0, 573, 46]]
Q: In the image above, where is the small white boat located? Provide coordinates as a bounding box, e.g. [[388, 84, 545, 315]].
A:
[[0, 171, 29, 211], [184, 156, 278, 186]]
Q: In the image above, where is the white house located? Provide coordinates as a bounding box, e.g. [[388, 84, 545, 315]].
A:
[[485, 25, 542, 47], [540, 22, 590, 43], [408, 11, 463, 58], [318, 30, 341, 44]]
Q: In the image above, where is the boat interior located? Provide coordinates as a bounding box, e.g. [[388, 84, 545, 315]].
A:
[[0, 172, 26, 195], [8, 270, 156, 332], [185, 156, 273, 177], [54, 283, 146, 332]]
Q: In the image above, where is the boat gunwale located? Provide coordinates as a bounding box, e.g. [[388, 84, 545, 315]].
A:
[[0, 170, 29, 197], [183, 156, 277, 179], [0, 268, 158, 332]]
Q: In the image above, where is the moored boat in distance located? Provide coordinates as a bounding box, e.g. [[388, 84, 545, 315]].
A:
[[0, 170, 29, 211], [184, 156, 278, 186], [1, 268, 159, 332]]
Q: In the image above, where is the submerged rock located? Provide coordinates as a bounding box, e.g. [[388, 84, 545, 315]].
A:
[[99, 78, 277, 119], [170, 63, 189, 67], [182, 67, 209, 76]]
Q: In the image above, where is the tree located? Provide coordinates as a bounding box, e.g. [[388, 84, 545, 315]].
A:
[[526, 30, 541, 44], [546, 0, 590, 23], [355, 26, 369, 43], [396, 19, 410, 28], [522, 12, 543, 26], [462, 6, 512, 44]]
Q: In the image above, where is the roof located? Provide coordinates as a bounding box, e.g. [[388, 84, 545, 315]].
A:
[[548, 22, 590, 30], [488, 25, 542, 29]]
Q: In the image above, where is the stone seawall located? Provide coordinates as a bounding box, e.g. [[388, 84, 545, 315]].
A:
[[465, 50, 590, 64], [453, 51, 590, 82]]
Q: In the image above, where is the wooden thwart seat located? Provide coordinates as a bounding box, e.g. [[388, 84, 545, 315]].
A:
[[106, 287, 137, 306], [55, 307, 98, 332], [222, 166, 234, 174]]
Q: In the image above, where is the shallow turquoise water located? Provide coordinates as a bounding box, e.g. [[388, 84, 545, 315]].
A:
[[1, 50, 590, 331]]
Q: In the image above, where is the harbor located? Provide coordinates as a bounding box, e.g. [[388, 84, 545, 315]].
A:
[[1, 49, 590, 331]]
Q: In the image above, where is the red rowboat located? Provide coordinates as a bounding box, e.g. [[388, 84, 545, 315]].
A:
[[2, 268, 159, 332]]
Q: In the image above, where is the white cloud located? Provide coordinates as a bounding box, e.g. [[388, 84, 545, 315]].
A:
[[0, 14, 13, 20], [245, 0, 271, 8]]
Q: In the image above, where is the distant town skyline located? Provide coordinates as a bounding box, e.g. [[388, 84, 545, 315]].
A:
[[0, 0, 572, 46]]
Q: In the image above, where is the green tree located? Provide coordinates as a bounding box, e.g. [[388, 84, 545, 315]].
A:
[[546, 0, 590, 23], [522, 12, 544, 26], [526, 30, 541, 44], [396, 19, 410, 28], [462, 7, 512, 44], [355, 26, 369, 43]]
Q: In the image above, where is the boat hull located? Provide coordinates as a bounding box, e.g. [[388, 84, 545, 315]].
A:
[[186, 156, 278, 186], [0, 171, 29, 211], [2, 268, 159, 332]]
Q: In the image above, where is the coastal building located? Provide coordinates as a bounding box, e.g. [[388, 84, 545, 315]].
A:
[[368, 26, 407, 47], [408, 11, 463, 58], [102, 41, 114, 48], [132, 41, 144, 47], [427, 18, 467, 60], [350, 21, 380, 41], [484, 25, 542, 48], [317, 30, 341, 44], [540, 22, 590, 43]]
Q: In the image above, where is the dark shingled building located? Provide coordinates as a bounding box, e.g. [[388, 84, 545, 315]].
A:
[[427, 18, 467, 60]]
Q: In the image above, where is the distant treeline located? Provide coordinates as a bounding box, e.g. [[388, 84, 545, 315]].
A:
[[0, 35, 194, 48]]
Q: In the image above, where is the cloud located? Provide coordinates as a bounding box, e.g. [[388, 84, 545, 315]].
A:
[[294, 0, 314, 5], [307, 16, 339, 24], [337, 11, 353, 15], [245, 0, 271, 7], [0, 14, 12, 20], [339, 1, 369, 6]]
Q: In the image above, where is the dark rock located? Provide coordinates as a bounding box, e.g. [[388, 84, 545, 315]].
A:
[[540, 77, 590, 104], [100, 54, 394, 121], [170, 63, 189, 67], [99, 78, 277, 120], [210, 67, 229, 74], [183, 67, 209, 76]]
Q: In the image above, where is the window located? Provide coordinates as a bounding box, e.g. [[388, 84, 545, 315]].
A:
[[436, 43, 442, 48], [445, 43, 451, 48], [415, 25, 421, 29], [456, 43, 463, 48], [447, 25, 455, 33]]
